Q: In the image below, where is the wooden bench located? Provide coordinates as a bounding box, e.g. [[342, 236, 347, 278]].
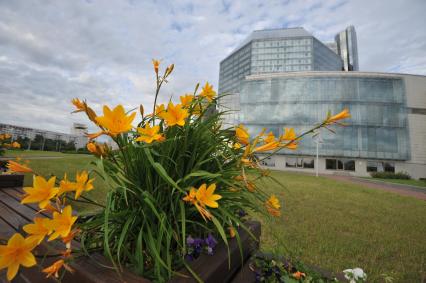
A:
[[0, 186, 261, 282], [0, 186, 144, 283]]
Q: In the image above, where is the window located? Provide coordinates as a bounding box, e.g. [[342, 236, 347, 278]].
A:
[[326, 159, 355, 171], [286, 157, 315, 169], [366, 161, 395, 173], [286, 157, 297, 168], [303, 158, 315, 168], [367, 161, 377, 172], [326, 159, 337, 169]]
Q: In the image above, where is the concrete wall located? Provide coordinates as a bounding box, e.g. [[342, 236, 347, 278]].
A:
[[263, 155, 426, 180]]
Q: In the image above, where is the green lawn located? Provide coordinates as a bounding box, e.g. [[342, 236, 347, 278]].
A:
[[368, 177, 426, 188], [3, 149, 77, 157], [6, 151, 426, 282], [259, 171, 426, 282]]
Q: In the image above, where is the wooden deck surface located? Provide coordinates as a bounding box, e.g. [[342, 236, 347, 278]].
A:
[[0, 186, 145, 283]]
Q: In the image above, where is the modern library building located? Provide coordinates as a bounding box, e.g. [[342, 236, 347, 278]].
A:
[[218, 27, 426, 179]]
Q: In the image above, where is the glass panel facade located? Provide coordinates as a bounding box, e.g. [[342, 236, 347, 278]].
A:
[[240, 75, 409, 160], [219, 33, 343, 94]]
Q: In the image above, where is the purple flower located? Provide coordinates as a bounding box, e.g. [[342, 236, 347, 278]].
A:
[[186, 235, 195, 246], [205, 234, 217, 249], [238, 209, 247, 217]]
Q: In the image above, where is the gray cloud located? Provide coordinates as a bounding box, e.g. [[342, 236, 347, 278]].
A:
[[0, 0, 425, 133]]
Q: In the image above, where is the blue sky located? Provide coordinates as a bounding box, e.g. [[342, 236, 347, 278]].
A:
[[0, 0, 425, 133]]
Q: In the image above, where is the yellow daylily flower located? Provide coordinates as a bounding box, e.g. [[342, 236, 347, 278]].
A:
[[136, 124, 165, 144], [42, 259, 65, 278], [263, 132, 276, 144], [6, 160, 33, 173], [183, 184, 221, 221], [86, 142, 97, 153], [74, 171, 94, 200], [152, 59, 160, 74], [58, 173, 76, 196], [155, 104, 166, 117], [280, 128, 298, 150], [92, 105, 136, 137], [199, 82, 216, 102], [161, 102, 189, 127], [46, 205, 78, 241], [265, 195, 281, 217], [0, 233, 38, 281], [236, 124, 249, 145], [253, 141, 280, 153], [326, 108, 351, 124], [196, 183, 222, 208], [180, 94, 195, 108], [86, 142, 108, 157], [23, 217, 52, 244], [71, 98, 85, 113], [11, 141, 21, 148], [21, 176, 59, 209]]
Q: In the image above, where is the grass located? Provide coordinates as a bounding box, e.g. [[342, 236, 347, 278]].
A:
[[3, 149, 77, 157], [368, 177, 426, 188], [259, 171, 426, 282], [5, 151, 426, 282]]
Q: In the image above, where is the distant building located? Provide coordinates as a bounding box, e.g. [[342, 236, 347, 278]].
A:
[[218, 26, 426, 180], [0, 123, 88, 150], [218, 27, 343, 95], [334, 25, 359, 71]]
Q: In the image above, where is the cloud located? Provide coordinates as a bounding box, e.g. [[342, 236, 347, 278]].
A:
[[0, 0, 425, 133]]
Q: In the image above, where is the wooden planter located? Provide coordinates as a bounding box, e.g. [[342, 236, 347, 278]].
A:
[[0, 185, 261, 282], [0, 174, 24, 188]]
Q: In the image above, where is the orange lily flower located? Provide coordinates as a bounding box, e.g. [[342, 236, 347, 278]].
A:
[[46, 205, 78, 241], [42, 259, 65, 278], [199, 82, 216, 102], [6, 160, 33, 173], [11, 141, 20, 148], [180, 94, 194, 108], [86, 142, 97, 153], [0, 233, 38, 281], [152, 59, 160, 74], [326, 108, 351, 124], [265, 195, 281, 217], [136, 124, 165, 143], [236, 124, 249, 145], [253, 141, 280, 153], [21, 176, 59, 209], [293, 271, 306, 280], [161, 102, 189, 127], [195, 183, 222, 208], [23, 217, 52, 244], [280, 128, 298, 150], [71, 98, 85, 113], [74, 171, 94, 200], [90, 105, 136, 137]]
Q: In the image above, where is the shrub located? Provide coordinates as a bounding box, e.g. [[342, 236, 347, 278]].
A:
[[371, 171, 411, 179]]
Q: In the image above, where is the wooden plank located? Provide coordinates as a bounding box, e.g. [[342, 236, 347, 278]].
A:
[[2, 187, 49, 217], [0, 190, 41, 222]]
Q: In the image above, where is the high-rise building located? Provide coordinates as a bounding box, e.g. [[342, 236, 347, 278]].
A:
[[334, 25, 359, 71], [218, 27, 426, 180], [218, 27, 343, 94]]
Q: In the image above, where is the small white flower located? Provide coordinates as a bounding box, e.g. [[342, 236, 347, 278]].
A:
[[343, 268, 367, 283]]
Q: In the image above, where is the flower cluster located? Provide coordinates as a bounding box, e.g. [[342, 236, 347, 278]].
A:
[[0, 134, 20, 161], [185, 234, 218, 261], [0, 161, 97, 280]]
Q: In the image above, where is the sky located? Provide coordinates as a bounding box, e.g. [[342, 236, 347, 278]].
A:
[[0, 0, 425, 134]]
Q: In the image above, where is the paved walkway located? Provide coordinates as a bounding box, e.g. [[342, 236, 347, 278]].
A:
[[325, 175, 426, 200]]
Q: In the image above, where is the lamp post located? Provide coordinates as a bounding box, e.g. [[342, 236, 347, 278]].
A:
[[313, 132, 323, 177]]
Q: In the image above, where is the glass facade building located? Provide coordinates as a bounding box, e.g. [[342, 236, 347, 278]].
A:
[[335, 26, 359, 71], [218, 28, 343, 94], [240, 74, 409, 160]]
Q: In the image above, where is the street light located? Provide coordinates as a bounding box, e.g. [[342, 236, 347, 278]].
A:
[[312, 132, 323, 177]]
